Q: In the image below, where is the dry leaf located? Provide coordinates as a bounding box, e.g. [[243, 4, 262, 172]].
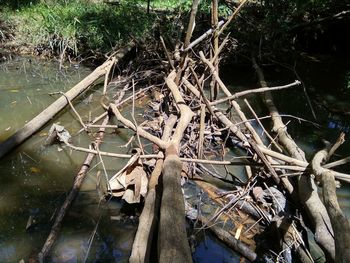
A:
[[252, 186, 266, 203], [109, 154, 148, 204]]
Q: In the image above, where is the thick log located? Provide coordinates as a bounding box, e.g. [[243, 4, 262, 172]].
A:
[[159, 147, 193, 263], [0, 43, 134, 159], [129, 115, 177, 263], [312, 134, 350, 263], [252, 57, 335, 260], [158, 71, 194, 263]]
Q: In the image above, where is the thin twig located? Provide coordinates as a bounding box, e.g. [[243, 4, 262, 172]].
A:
[[131, 79, 145, 155], [244, 99, 283, 152], [57, 91, 87, 131]]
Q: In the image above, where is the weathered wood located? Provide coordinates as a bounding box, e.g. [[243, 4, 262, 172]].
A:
[[158, 71, 194, 263], [185, 199, 258, 262], [159, 150, 193, 263], [0, 43, 134, 159], [38, 116, 110, 262], [129, 115, 177, 263], [200, 51, 295, 193], [218, 0, 249, 35], [184, 0, 201, 49], [312, 134, 350, 263], [252, 56, 335, 260], [182, 21, 224, 52], [110, 103, 167, 149]]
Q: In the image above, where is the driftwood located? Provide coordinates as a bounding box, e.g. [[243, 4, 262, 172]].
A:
[[0, 43, 134, 159], [158, 71, 194, 263], [129, 115, 177, 263], [312, 133, 350, 263], [38, 116, 110, 262], [252, 57, 335, 260]]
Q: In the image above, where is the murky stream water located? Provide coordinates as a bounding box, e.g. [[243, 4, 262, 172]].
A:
[[0, 55, 140, 262], [0, 53, 349, 262]]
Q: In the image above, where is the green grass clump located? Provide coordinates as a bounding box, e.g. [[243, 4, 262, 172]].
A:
[[4, 0, 156, 56]]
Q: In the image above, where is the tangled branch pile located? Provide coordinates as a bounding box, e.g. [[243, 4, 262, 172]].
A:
[[3, 1, 347, 262]]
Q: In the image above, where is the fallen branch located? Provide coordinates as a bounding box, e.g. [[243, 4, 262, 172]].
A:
[[182, 21, 224, 52], [0, 43, 135, 159], [158, 70, 194, 263], [186, 201, 258, 262], [312, 133, 350, 263], [252, 56, 335, 260], [110, 104, 167, 149], [38, 116, 110, 262], [209, 80, 301, 107], [130, 115, 177, 263], [218, 0, 249, 35], [200, 51, 294, 193]]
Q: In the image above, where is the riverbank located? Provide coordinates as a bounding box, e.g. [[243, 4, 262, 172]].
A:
[[1, 0, 348, 64], [0, 0, 190, 61]]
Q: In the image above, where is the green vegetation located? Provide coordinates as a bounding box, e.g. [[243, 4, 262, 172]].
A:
[[0, 0, 226, 58], [1, 0, 161, 56]]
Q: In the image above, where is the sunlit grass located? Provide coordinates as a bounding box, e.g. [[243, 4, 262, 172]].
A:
[[4, 0, 156, 56]]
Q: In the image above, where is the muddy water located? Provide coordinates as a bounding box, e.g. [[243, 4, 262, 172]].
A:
[[1, 53, 350, 262]]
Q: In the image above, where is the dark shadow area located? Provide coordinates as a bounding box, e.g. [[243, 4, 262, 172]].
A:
[[0, 0, 40, 10]]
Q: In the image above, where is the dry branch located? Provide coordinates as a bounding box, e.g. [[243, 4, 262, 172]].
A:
[[158, 71, 194, 263], [312, 134, 350, 263], [0, 43, 134, 159], [218, 0, 249, 35], [200, 51, 294, 193], [184, 0, 201, 48], [38, 116, 110, 262], [187, 202, 258, 262], [182, 21, 225, 52], [110, 104, 167, 149], [130, 115, 177, 263], [252, 57, 335, 260], [209, 80, 301, 107]]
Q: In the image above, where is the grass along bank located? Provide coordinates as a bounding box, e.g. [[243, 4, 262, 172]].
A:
[[0, 1, 161, 59], [0, 0, 230, 60]]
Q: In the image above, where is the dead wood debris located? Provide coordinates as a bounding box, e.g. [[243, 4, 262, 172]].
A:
[[36, 4, 350, 263]]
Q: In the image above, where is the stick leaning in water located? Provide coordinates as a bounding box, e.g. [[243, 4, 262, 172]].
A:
[[0, 43, 134, 159], [38, 116, 110, 262]]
